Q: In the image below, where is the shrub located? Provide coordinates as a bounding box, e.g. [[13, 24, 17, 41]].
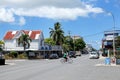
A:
[[4, 54, 12, 59], [9, 51, 18, 58], [18, 53, 27, 59]]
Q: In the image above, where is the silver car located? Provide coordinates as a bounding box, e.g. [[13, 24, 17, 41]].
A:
[[89, 51, 99, 59]]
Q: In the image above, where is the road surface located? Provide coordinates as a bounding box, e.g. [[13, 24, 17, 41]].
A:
[[0, 55, 120, 80]]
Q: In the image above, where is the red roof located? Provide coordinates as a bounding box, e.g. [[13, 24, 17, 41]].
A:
[[3, 30, 42, 40], [30, 31, 40, 39]]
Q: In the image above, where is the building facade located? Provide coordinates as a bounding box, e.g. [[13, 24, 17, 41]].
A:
[[102, 30, 120, 56], [3, 30, 62, 58], [72, 35, 82, 40], [3, 30, 44, 51]]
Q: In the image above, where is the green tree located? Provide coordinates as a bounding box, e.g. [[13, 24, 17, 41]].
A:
[[74, 38, 86, 51], [64, 36, 74, 51], [0, 40, 4, 45], [116, 36, 120, 48], [62, 43, 69, 52], [0, 40, 4, 51], [0, 40, 4, 59], [49, 22, 64, 45], [44, 38, 55, 45], [18, 34, 32, 51]]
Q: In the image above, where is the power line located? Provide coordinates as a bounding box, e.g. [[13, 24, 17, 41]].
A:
[[83, 31, 104, 38], [82, 28, 114, 38]]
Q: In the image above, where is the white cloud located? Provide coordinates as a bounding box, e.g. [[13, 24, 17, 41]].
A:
[[19, 17, 26, 26], [0, 0, 104, 23], [0, 8, 15, 22], [11, 6, 103, 20], [0, 0, 84, 8]]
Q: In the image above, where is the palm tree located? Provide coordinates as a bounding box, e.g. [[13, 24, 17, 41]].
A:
[[0, 40, 4, 58], [0, 40, 4, 50], [0, 40, 4, 45], [18, 34, 32, 51], [49, 22, 64, 45]]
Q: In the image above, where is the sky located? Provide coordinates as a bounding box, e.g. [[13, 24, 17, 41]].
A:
[[0, 0, 120, 49]]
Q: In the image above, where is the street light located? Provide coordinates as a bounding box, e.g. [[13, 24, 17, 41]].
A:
[[105, 11, 116, 57], [109, 12, 116, 57]]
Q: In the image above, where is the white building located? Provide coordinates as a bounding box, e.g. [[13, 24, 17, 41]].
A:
[[72, 35, 82, 40], [3, 30, 63, 58], [3, 30, 44, 51], [86, 44, 93, 52]]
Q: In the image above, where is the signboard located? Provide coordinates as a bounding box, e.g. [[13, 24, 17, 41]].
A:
[[105, 58, 111, 65], [116, 59, 120, 65], [29, 52, 35, 56], [116, 48, 120, 50]]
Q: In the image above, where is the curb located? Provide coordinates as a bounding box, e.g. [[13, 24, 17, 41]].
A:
[[95, 63, 120, 67]]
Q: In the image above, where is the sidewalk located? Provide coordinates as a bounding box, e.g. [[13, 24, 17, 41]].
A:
[[6, 59, 27, 62], [95, 63, 120, 67], [96, 55, 120, 67], [5, 59, 27, 65], [99, 55, 106, 59]]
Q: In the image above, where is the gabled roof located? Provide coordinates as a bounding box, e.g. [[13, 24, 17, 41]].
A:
[[3, 30, 42, 40]]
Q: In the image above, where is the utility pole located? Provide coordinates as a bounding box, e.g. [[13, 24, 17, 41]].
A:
[[73, 35, 75, 51], [106, 11, 116, 57], [110, 12, 116, 57], [68, 31, 71, 37], [68, 31, 71, 51]]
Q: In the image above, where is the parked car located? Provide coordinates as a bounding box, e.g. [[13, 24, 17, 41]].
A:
[[75, 51, 81, 56], [0, 52, 4, 59], [0, 53, 5, 65], [89, 51, 99, 59], [49, 53, 59, 59], [68, 51, 76, 58]]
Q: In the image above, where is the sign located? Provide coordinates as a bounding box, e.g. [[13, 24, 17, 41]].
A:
[[116, 48, 120, 50], [29, 52, 35, 56], [105, 58, 111, 65], [116, 59, 120, 65]]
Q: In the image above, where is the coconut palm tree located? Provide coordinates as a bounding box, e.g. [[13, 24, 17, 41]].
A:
[[49, 22, 64, 45], [0, 40, 4, 59], [18, 34, 32, 51], [0, 40, 4, 50], [0, 40, 4, 45]]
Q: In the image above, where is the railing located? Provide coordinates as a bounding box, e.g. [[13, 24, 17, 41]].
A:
[[4, 45, 62, 51], [40, 45, 62, 51]]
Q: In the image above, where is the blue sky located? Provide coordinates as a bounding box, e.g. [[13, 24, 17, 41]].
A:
[[0, 0, 120, 49]]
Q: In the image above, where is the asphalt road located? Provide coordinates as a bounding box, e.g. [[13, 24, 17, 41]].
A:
[[0, 55, 120, 80]]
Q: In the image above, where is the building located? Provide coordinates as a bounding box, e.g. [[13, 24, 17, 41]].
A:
[[3, 30, 44, 51], [86, 44, 93, 52], [72, 35, 82, 40], [102, 30, 120, 56], [3, 30, 62, 58]]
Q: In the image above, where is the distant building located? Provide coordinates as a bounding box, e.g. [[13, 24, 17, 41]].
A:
[[102, 30, 120, 56], [72, 35, 82, 40], [86, 44, 93, 52]]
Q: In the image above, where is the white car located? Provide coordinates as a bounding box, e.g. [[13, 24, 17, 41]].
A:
[[89, 51, 99, 59]]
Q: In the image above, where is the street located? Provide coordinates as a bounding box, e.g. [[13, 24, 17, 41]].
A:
[[0, 55, 120, 80]]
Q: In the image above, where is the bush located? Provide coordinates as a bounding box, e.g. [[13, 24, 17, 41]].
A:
[[18, 53, 27, 59], [9, 51, 18, 58], [4, 54, 12, 59], [116, 55, 120, 59]]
